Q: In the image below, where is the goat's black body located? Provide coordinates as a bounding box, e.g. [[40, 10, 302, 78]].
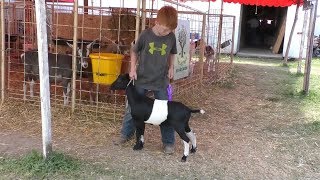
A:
[[24, 51, 74, 83], [111, 74, 204, 162], [22, 50, 87, 104]]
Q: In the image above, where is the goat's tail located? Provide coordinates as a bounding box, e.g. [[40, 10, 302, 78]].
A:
[[190, 109, 205, 114]]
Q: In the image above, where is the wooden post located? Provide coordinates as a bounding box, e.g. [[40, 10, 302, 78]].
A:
[[1, 0, 5, 104], [216, 0, 224, 73], [231, 16, 235, 64], [206, 1, 211, 43], [217, 0, 224, 57], [200, 14, 206, 84], [298, 10, 309, 74], [71, 0, 79, 113], [272, 16, 286, 54], [84, 0, 88, 14], [34, 0, 52, 158], [303, 0, 318, 94], [135, 0, 141, 41], [141, 0, 146, 31]]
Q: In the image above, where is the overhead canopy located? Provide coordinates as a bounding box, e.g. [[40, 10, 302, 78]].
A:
[[180, 0, 303, 7], [45, 0, 74, 2], [223, 0, 303, 7]]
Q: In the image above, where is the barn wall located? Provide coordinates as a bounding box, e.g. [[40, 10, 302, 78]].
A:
[[284, 3, 320, 58], [52, 12, 135, 43]]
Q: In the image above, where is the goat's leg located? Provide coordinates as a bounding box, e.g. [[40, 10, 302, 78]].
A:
[[89, 81, 94, 105], [29, 80, 35, 98], [84, 71, 95, 104], [207, 59, 211, 73], [66, 82, 71, 105], [212, 59, 216, 72], [186, 129, 197, 153], [133, 121, 145, 150], [23, 81, 27, 100], [184, 115, 197, 153], [175, 129, 190, 162], [62, 80, 71, 106]]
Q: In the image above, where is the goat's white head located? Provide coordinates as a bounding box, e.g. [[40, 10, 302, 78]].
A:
[[66, 39, 97, 69]]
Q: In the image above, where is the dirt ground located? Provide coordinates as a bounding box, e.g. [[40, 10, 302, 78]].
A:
[[1, 59, 320, 179]]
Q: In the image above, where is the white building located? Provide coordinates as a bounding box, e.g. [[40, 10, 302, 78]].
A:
[[183, 0, 320, 58]]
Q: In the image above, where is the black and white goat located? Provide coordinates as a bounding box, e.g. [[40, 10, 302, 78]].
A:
[[66, 41, 95, 103], [110, 74, 205, 162], [22, 40, 96, 105]]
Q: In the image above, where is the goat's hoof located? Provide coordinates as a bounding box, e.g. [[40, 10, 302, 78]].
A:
[[133, 144, 143, 150], [190, 146, 197, 153], [181, 156, 187, 162]]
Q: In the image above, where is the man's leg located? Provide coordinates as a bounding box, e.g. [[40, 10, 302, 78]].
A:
[[114, 104, 135, 145], [154, 88, 175, 154], [120, 105, 135, 138], [116, 86, 147, 144]]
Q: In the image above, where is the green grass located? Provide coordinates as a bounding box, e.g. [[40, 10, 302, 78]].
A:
[[285, 59, 320, 133], [304, 121, 320, 133], [235, 57, 320, 104], [0, 150, 113, 179], [234, 57, 320, 133]]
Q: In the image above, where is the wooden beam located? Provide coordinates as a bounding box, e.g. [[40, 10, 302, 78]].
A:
[[272, 16, 286, 54], [71, 0, 78, 113], [84, 0, 88, 14], [303, 0, 318, 94]]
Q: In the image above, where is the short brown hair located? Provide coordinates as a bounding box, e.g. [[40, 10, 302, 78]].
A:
[[156, 6, 178, 30]]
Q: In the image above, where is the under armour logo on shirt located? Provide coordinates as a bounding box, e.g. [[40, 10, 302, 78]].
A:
[[148, 42, 167, 55]]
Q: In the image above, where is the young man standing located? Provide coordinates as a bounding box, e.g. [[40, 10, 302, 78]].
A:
[[115, 6, 178, 154]]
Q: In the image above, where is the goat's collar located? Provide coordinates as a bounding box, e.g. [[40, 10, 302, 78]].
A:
[[127, 79, 134, 88]]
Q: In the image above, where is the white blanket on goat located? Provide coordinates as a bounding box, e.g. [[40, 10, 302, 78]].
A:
[[145, 99, 168, 125]]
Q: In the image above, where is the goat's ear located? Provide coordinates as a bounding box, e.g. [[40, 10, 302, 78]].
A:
[[66, 42, 73, 48], [86, 38, 99, 49]]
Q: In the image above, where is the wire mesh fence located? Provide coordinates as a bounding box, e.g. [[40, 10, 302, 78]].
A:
[[0, 0, 235, 121]]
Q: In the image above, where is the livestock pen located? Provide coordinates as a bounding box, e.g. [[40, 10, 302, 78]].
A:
[[0, 0, 235, 121]]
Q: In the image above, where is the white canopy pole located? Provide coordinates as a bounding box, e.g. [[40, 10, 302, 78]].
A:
[[1, 0, 5, 104], [34, 0, 52, 158]]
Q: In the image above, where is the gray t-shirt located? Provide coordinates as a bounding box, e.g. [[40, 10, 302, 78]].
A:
[[133, 28, 177, 90]]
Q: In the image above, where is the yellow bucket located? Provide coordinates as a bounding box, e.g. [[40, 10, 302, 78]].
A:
[[89, 53, 124, 85]]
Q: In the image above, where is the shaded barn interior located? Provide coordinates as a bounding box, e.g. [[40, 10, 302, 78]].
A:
[[240, 5, 287, 54]]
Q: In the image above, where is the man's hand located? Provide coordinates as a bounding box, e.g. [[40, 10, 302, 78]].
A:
[[130, 51, 138, 80], [129, 70, 137, 80], [168, 67, 174, 79], [168, 54, 175, 79]]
